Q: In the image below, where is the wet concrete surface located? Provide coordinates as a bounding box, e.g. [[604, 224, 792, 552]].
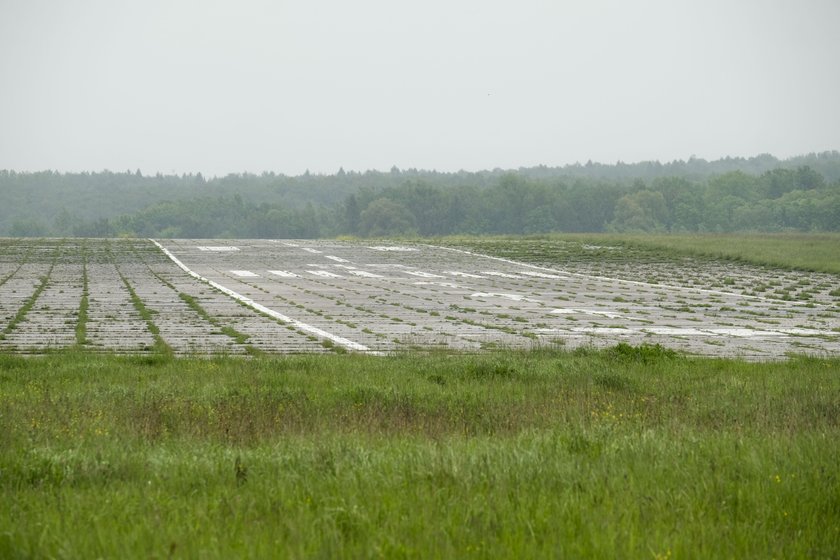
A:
[[1, 238, 838, 359]]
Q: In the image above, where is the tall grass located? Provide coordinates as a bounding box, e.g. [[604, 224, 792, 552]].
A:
[[1, 348, 838, 558]]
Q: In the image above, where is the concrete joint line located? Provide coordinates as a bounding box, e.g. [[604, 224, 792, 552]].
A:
[[149, 239, 371, 353]]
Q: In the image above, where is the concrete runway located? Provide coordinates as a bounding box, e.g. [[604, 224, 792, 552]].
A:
[[1, 238, 838, 359], [156, 239, 840, 359]]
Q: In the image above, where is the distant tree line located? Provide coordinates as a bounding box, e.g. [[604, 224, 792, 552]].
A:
[[3, 152, 840, 237], [337, 167, 839, 236]]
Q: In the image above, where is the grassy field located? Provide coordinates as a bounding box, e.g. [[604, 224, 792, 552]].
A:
[[2, 348, 839, 558], [437, 232, 840, 275], [613, 233, 840, 273]]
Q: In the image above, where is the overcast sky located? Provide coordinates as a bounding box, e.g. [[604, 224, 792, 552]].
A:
[[1, 0, 839, 177]]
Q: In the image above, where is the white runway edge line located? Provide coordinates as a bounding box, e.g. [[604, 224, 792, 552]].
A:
[[150, 239, 372, 353]]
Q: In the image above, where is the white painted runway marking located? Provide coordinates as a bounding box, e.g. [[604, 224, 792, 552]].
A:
[[367, 263, 411, 269], [777, 328, 827, 336], [472, 292, 540, 303], [231, 270, 259, 277], [570, 327, 632, 335], [643, 327, 711, 336], [308, 270, 342, 278], [483, 271, 520, 279], [404, 270, 445, 278], [302, 248, 323, 254], [368, 246, 417, 252], [325, 255, 351, 263], [269, 270, 300, 278], [705, 328, 784, 338], [446, 271, 486, 279], [198, 246, 239, 252], [414, 281, 464, 289], [347, 270, 384, 278], [519, 270, 564, 279], [583, 244, 618, 251], [151, 240, 371, 353], [551, 308, 623, 319]]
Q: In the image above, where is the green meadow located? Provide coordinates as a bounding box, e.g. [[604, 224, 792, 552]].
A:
[[2, 348, 838, 558], [598, 232, 840, 274]]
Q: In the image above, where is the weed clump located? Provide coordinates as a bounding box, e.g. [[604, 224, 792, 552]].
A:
[[465, 360, 518, 380], [607, 342, 678, 363]]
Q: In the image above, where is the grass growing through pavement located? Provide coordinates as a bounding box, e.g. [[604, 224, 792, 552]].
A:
[[1, 347, 838, 558], [177, 292, 261, 356], [0, 275, 50, 342], [118, 271, 173, 356], [438, 233, 840, 275], [578, 233, 840, 274], [74, 243, 90, 346]]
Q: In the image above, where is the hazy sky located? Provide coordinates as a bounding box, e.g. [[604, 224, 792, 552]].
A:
[[2, 0, 839, 176]]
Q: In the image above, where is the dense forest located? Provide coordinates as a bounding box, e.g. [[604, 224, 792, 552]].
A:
[[3, 152, 840, 237]]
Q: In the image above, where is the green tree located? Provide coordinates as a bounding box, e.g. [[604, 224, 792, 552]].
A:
[[342, 194, 361, 235], [608, 190, 668, 232], [524, 206, 555, 234], [359, 198, 417, 237], [9, 218, 47, 237]]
